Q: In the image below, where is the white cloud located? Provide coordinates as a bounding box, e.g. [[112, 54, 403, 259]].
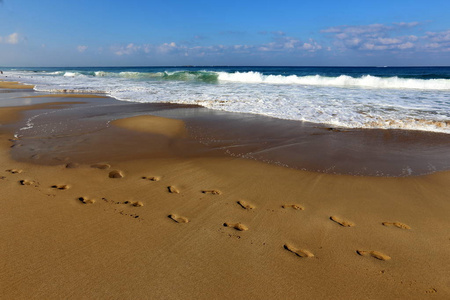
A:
[[112, 43, 141, 56], [77, 45, 88, 53], [157, 42, 179, 54], [397, 42, 414, 49], [110, 36, 323, 59], [377, 38, 401, 45], [322, 23, 419, 51], [322, 22, 450, 54], [394, 22, 420, 28], [0, 32, 19, 44], [257, 35, 322, 53], [423, 30, 450, 52], [424, 30, 450, 42]]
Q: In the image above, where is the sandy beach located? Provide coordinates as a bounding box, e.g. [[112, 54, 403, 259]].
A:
[[1, 82, 449, 299]]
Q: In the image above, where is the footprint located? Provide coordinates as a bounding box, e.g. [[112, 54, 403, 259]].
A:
[[281, 204, 304, 210], [283, 243, 314, 258], [382, 222, 411, 230], [330, 216, 355, 227], [19, 179, 38, 187], [65, 162, 79, 169], [168, 186, 180, 194], [223, 222, 248, 231], [356, 250, 391, 261], [91, 163, 111, 170], [51, 184, 70, 190], [109, 170, 124, 178], [78, 197, 95, 204], [142, 176, 160, 181], [6, 169, 22, 174], [132, 201, 144, 207], [202, 189, 222, 195], [237, 200, 255, 210], [168, 214, 189, 223]]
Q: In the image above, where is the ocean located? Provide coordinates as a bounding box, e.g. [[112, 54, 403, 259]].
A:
[[2, 66, 450, 134]]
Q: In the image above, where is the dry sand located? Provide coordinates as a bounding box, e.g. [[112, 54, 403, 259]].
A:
[[1, 86, 449, 299]]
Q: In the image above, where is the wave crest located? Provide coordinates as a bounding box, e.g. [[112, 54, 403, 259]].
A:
[[93, 70, 218, 82], [217, 72, 450, 90]]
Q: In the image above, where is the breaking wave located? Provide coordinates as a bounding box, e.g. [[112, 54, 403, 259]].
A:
[[29, 69, 450, 90], [217, 72, 450, 90]]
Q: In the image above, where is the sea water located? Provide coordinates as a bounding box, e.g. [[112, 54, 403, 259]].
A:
[[3, 66, 450, 134]]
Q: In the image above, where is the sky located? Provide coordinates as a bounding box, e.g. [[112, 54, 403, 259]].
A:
[[1, 0, 450, 66]]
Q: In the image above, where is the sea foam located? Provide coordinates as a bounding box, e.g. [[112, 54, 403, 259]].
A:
[[5, 68, 450, 134], [217, 72, 450, 90]]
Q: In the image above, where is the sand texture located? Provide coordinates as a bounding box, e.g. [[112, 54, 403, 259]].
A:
[[112, 115, 187, 138], [1, 88, 450, 299]]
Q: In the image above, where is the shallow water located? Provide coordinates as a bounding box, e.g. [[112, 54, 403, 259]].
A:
[[5, 91, 449, 177]]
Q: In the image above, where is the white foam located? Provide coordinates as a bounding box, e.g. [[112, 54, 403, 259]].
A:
[[63, 72, 78, 77], [217, 72, 450, 90], [5, 69, 450, 134]]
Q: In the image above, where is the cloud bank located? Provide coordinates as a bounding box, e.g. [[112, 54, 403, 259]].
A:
[[77, 45, 88, 53], [321, 23, 419, 51], [109, 31, 323, 60], [103, 22, 450, 64]]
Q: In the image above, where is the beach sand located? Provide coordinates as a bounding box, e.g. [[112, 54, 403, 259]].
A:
[[1, 86, 449, 299]]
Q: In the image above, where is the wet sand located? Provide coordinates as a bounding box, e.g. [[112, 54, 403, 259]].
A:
[[1, 86, 450, 299], [8, 89, 450, 176]]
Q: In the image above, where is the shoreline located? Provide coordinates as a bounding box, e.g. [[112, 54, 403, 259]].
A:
[[3, 84, 449, 177], [3, 68, 450, 136], [1, 82, 450, 298]]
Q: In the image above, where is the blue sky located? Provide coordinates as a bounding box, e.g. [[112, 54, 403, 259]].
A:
[[1, 0, 450, 66]]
